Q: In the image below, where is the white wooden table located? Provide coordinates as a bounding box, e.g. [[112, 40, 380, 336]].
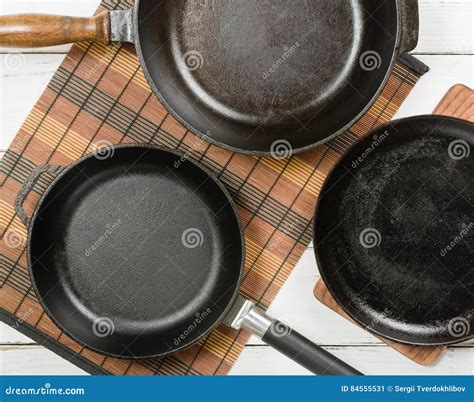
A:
[[1, 0, 473, 375]]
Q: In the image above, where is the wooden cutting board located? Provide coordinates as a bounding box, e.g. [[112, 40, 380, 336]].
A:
[[314, 84, 474, 366]]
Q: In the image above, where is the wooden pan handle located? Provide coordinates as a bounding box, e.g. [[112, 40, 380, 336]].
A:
[[0, 12, 110, 48]]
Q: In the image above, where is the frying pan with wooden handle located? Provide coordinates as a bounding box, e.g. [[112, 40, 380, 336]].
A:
[[0, 0, 419, 155]]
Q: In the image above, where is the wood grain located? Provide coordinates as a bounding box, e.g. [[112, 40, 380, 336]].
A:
[[0, 12, 110, 48], [433, 84, 474, 120], [2, 344, 472, 376], [313, 282, 445, 366]]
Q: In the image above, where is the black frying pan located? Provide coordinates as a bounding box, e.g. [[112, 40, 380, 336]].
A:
[[0, 0, 419, 155], [15, 145, 361, 375], [314, 116, 473, 345]]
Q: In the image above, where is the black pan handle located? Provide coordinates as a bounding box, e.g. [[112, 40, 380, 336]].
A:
[[262, 320, 362, 375], [15, 165, 63, 228], [227, 299, 362, 375], [398, 0, 419, 53]]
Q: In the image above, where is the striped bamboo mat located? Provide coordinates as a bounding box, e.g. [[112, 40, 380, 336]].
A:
[[0, 0, 428, 375]]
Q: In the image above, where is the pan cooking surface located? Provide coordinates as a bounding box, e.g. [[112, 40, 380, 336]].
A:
[[29, 146, 242, 358], [137, 0, 398, 153], [173, 1, 361, 122], [314, 116, 473, 344]]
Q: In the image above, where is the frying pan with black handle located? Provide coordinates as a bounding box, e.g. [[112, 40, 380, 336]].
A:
[[314, 116, 473, 345], [16, 145, 361, 375], [0, 0, 419, 155]]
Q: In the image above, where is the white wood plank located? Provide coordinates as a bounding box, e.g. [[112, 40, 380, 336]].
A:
[[0, 344, 472, 375], [0, 324, 35, 345], [395, 55, 474, 118], [231, 345, 474, 375], [0, 1, 473, 55], [0, 345, 87, 375], [0, 54, 66, 150], [416, 1, 474, 54], [1, 54, 473, 150]]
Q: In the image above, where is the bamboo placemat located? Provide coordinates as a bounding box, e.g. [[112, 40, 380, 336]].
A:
[[0, 0, 428, 375]]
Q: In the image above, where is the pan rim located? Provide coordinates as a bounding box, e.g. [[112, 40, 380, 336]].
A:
[[313, 115, 474, 346], [132, 0, 403, 156], [26, 143, 246, 359]]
